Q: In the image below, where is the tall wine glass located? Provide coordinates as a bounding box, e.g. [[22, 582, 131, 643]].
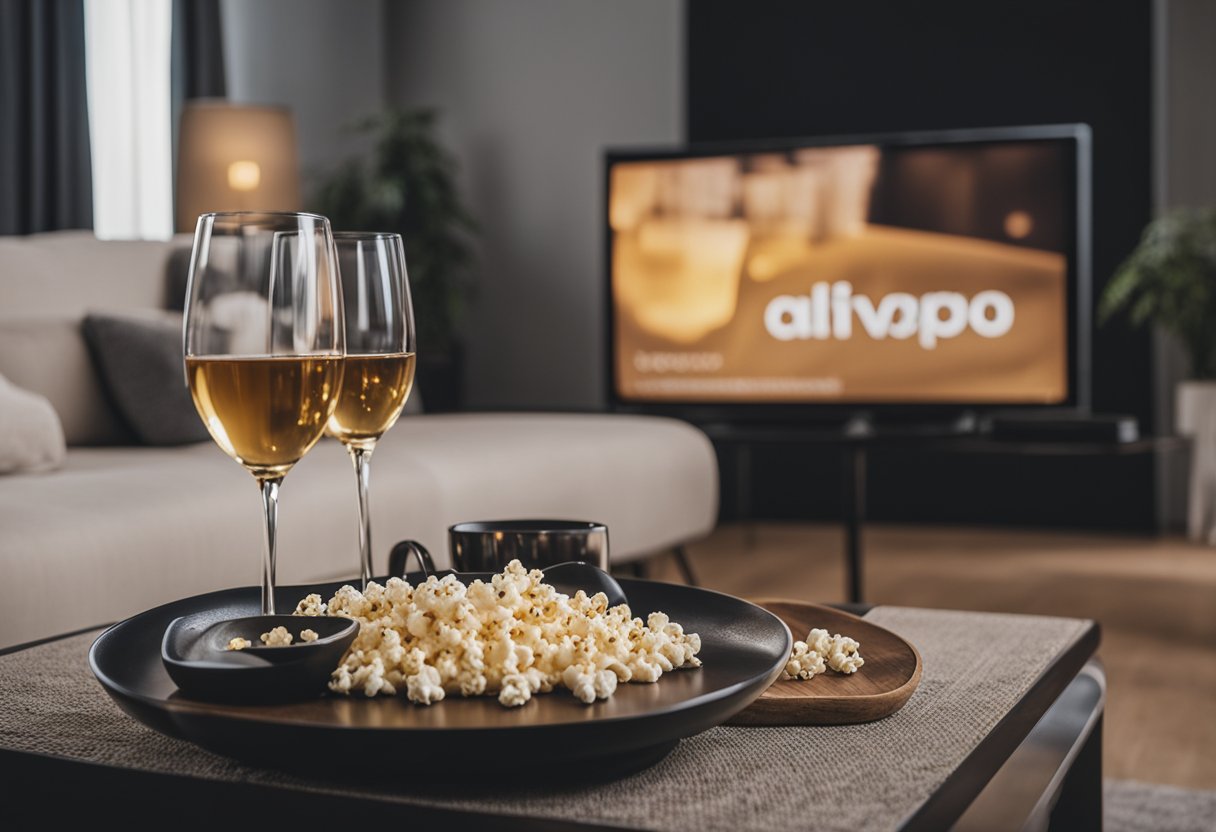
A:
[[326, 232, 416, 588], [183, 212, 345, 614]]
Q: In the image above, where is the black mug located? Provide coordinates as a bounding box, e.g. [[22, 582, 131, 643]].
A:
[[448, 520, 609, 572]]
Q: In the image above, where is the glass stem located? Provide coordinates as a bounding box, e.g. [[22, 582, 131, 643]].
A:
[[257, 476, 283, 615], [350, 445, 375, 589]]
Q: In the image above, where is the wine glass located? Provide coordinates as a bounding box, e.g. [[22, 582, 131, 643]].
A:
[[326, 232, 417, 589], [183, 212, 345, 614]]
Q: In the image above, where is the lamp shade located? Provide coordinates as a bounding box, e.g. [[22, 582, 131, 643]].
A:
[[175, 101, 302, 232]]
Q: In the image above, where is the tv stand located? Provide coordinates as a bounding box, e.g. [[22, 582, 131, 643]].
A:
[[842, 412, 872, 438], [839, 409, 979, 438], [698, 411, 979, 445], [699, 423, 1183, 604]]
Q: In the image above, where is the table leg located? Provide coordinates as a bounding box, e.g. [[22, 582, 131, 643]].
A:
[[671, 545, 699, 586], [736, 442, 758, 548], [1048, 713, 1103, 832], [843, 444, 866, 603], [735, 442, 750, 519], [950, 662, 1105, 832]]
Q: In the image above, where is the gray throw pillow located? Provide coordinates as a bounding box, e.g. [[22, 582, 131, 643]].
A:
[[164, 245, 193, 312], [82, 312, 209, 446]]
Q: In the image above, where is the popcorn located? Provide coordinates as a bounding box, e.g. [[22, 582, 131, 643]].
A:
[[783, 628, 864, 680], [225, 637, 251, 651], [782, 641, 826, 680], [294, 594, 327, 617], [628, 656, 664, 684], [406, 665, 445, 705], [806, 628, 834, 655], [562, 667, 619, 704], [296, 559, 702, 708], [827, 634, 865, 674], [300, 629, 319, 643], [259, 626, 293, 647], [497, 673, 533, 707]]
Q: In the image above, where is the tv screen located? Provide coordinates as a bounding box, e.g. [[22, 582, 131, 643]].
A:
[[606, 125, 1089, 414]]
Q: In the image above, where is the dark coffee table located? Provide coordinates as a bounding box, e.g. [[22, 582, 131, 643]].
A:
[[0, 605, 1101, 830]]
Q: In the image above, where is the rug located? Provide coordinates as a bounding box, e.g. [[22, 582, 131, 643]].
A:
[[1105, 779, 1216, 832]]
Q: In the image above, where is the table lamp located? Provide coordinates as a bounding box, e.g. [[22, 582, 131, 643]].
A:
[[175, 101, 301, 232]]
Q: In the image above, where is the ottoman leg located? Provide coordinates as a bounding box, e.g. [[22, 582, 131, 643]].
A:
[[672, 545, 699, 586], [621, 561, 648, 579]]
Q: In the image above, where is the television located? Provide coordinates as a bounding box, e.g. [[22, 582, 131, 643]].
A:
[[605, 124, 1091, 423]]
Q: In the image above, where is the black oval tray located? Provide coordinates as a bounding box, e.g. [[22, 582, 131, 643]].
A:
[[90, 577, 791, 782]]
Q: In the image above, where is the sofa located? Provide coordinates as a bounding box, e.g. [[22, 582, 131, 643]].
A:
[[0, 232, 718, 649]]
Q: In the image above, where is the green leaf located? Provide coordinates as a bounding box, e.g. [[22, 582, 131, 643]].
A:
[[1098, 207, 1216, 377]]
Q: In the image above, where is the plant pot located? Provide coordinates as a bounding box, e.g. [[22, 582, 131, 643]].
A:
[[1176, 380, 1216, 542]]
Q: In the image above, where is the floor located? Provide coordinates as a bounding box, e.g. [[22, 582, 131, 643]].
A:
[[644, 523, 1216, 791]]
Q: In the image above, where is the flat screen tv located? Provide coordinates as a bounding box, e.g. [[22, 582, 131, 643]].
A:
[[605, 124, 1091, 421]]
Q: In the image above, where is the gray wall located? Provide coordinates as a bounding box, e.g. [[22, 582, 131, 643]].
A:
[[385, 0, 684, 409], [220, 0, 385, 188]]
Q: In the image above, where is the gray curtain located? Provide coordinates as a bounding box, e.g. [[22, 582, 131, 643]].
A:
[[171, 0, 226, 194], [0, 0, 93, 236], [171, 0, 226, 104]]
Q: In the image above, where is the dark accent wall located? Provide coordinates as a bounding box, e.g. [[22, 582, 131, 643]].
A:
[[688, 0, 1157, 530]]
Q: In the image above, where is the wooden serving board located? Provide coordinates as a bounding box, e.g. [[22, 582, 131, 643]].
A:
[[730, 600, 923, 726]]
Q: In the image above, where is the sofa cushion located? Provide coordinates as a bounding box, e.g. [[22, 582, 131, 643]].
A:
[[0, 231, 176, 317], [0, 316, 133, 446], [82, 312, 209, 446], [0, 374, 66, 473], [0, 413, 717, 647]]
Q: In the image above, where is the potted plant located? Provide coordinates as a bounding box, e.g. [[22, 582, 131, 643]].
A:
[[1099, 206, 1216, 539], [312, 109, 477, 411]]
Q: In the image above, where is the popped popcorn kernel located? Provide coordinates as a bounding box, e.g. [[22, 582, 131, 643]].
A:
[[827, 634, 865, 674], [259, 626, 293, 647], [806, 628, 834, 655], [405, 664, 445, 705], [782, 641, 826, 680], [225, 637, 251, 651], [293, 594, 327, 617], [498, 673, 533, 707]]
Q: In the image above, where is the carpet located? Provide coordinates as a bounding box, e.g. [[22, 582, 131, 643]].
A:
[[1105, 779, 1216, 832]]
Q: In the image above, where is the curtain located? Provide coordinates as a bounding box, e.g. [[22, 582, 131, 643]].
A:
[[171, 0, 225, 211], [0, 0, 94, 236], [172, 0, 226, 103]]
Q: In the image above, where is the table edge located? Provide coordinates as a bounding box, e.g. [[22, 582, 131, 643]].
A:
[[0, 622, 111, 657]]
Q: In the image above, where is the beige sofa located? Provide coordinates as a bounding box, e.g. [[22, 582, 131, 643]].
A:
[[0, 232, 718, 648]]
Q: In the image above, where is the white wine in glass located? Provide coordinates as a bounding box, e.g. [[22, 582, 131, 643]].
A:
[[188, 355, 343, 478], [326, 232, 416, 588], [184, 212, 345, 614], [327, 352, 416, 449]]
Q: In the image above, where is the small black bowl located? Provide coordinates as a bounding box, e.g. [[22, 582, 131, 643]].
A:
[[161, 614, 358, 704], [540, 561, 629, 609]]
